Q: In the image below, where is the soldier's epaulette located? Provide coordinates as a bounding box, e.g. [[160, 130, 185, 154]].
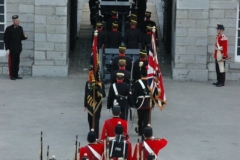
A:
[[221, 34, 228, 41]]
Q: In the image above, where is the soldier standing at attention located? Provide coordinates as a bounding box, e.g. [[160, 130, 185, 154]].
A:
[[133, 50, 148, 82], [111, 45, 132, 72], [142, 11, 158, 40], [110, 59, 131, 84], [141, 25, 154, 54], [213, 24, 228, 87], [4, 15, 28, 80], [106, 22, 122, 48], [124, 20, 141, 49], [91, 22, 108, 51]]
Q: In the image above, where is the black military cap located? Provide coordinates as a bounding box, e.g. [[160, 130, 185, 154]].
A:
[[131, 20, 137, 25], [145, 11, 151, 17], [144, 124, 153, 138], [112, 21, 118, 28], [119, 45, 126, 50], [96, 22, 103, 27], [87, 129, 96, 143], [12, 15, 19, 19], [115, 121, 124, 134], [139, 50, 147, 55], [116, 72, 125, 78], [112, 105, 121, 115], [111, 10, 117, 15], [216, 24, 225, 30], [146, 24, 152, 31]]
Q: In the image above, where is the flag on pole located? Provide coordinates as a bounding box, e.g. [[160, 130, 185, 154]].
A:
[[147, 27, 167, 110], [92, 30, 98, 79]]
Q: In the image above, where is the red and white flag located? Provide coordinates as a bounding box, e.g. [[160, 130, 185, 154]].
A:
[[147, 31, 167, 110]]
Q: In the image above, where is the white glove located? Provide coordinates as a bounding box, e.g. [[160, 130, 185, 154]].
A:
[[216, 46, 222, 51], [24, 34, 28, 38], [6, 50, 9, 57]]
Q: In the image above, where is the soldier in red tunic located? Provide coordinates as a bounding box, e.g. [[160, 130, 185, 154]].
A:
[[100, 105, 128, 140], [132, 124, 168, 160], [109, 122, 132, 160], [79, 129, 104, 160], [213, 24, 228, 87]]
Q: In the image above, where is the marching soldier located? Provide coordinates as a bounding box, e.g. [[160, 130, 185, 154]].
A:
[[141, 25, 155, 54], [109, 122, 132, 160], [132, 124, 168, 160], [124, 20, 141, 49], [101, 105, 128, 140], [84, 66, 103, 138], [106, 22, 122, 48], [107, 73, 133, 120], [91, 22, 108, 51], [133, 66, 151, 137], [4, 15, 28, 80], [79, 129, 104, 160], [133, 50, 148, 82], [213, 24, 228, 87], [111, 45, 132, 72], [110, 59, 131, 84]]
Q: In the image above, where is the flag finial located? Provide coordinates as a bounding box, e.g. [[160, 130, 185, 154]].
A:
[[152, 26, 156, 33], [94, 30, 98, 36]]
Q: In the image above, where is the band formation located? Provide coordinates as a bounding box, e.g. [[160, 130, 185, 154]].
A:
[[82, 1, 168, 159], [3, 0, 229, 160]]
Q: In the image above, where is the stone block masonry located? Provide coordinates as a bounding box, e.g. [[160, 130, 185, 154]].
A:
[[173, 0, 239, 81], [32, 0, 70, 77]]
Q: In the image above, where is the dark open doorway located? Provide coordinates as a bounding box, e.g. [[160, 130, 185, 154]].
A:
[[69, 0, 78, 51]]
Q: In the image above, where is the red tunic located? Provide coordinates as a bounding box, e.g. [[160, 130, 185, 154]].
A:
[[132, 138, 167, 160], [79, 142, 104, 160], [100, 117, 128, 140], [214, 34, 228, 59]]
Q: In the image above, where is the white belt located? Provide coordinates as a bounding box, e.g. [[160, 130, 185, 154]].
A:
[[138, 95, 150, 98], [108, 136, 115, 140]]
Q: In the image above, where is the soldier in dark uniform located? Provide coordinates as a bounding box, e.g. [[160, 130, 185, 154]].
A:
[[111, 45, 132, 72], [91, 22, 108, 51], [141, 25, 153, 54], [89, 0, 98, 27], [125, 13, 139, 30], [84, 66, 103, 138], [4, 15, 28, 80], [110, 59, 131, 84], [133, 0, 147, 29], [124, 20, 141, 49], [142, 11, 158, 40], [106, 10, 122, 32], [107, 73, 133, 120], [106, 22, 122, 48], [133, 66, 152, 137], [133, 50, 148, 82]]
